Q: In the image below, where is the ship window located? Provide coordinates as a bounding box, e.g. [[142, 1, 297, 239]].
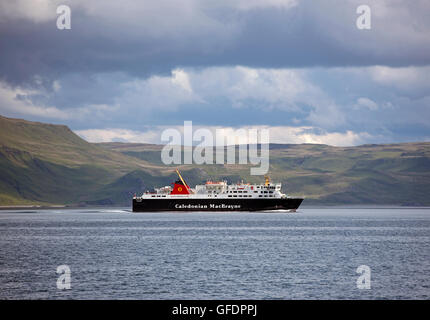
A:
[[254, 191, 258, 193], [234, 191, 237, 193], [228, 195, 232, 197], [233, 195, 237, 197], [259, 195, 262, 197]]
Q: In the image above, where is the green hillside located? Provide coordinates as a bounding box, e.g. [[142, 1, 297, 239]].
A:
[[1, 115, 430, 206], [0, 115, 148, 172], [97, 142, 430, 206], [0, 115, 174, 206]]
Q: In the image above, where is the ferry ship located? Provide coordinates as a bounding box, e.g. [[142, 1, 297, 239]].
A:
[[132, 169, 303, 212]]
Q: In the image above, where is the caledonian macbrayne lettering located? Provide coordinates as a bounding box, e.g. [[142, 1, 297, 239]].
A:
[[175, 204, 241, 209]]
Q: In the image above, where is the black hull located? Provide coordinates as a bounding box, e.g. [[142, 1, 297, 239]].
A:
[[132, 198, 303, 212]]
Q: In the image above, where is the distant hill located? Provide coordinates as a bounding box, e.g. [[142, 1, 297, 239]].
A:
[[1, 115, 430, 206], [96, 142, 430, 206], [0, 115, 180, 205]]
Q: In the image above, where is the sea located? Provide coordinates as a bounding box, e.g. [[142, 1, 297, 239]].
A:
[[0, 207, 429, 300]]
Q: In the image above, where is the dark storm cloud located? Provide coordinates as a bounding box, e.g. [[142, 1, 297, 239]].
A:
[[1, 0, 429, 88], [1, 0, 429, 145]]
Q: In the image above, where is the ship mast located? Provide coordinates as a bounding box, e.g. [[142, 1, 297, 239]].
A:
[[176, 168, 192, 192]]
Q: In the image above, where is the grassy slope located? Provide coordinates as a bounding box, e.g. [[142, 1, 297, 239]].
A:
[[96, 142, 430, 206], [1, 115, 429, 206], [0, 115, 151, 174], [0, 115, 166, 205]]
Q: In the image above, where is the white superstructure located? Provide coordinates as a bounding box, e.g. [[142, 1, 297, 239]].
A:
[[139, 176, 289, 199]]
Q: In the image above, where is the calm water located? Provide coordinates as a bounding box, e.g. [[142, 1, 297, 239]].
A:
[[0, 207, 429, 299]]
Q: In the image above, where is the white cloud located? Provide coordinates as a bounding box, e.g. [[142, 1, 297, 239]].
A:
[[3, 64, 429, 145], [75, 128, 159, 144], [1, 66, 348, 129], [108, 66, 346, 129], [225, 67, 311, 110], [120, 68, 201, 112], [171, 69, 192, 93], [0, 0, 57, 23], [0, 80, 120, 121], [186, 66, 345, 127], [191, 66, 310, 107], [227, 0, 297, 10], [114, 66, 312, 113], [368, 66, 430, 91], [355, 97, 378, 111], [0, 82, 69, 119], [268, 127, 370, 146], [75, 125, 371, 147]]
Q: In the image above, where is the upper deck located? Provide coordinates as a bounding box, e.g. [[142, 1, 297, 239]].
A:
[[133, 169, 290, 200], [137, 181, 287, 200]]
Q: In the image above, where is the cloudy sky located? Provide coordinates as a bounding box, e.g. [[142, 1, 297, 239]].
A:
[[1, 0, 429, 146]]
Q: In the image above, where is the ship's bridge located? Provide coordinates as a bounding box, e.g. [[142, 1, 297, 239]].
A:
[[195, 181, 227, 194], [191, 179, 285, 198]]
